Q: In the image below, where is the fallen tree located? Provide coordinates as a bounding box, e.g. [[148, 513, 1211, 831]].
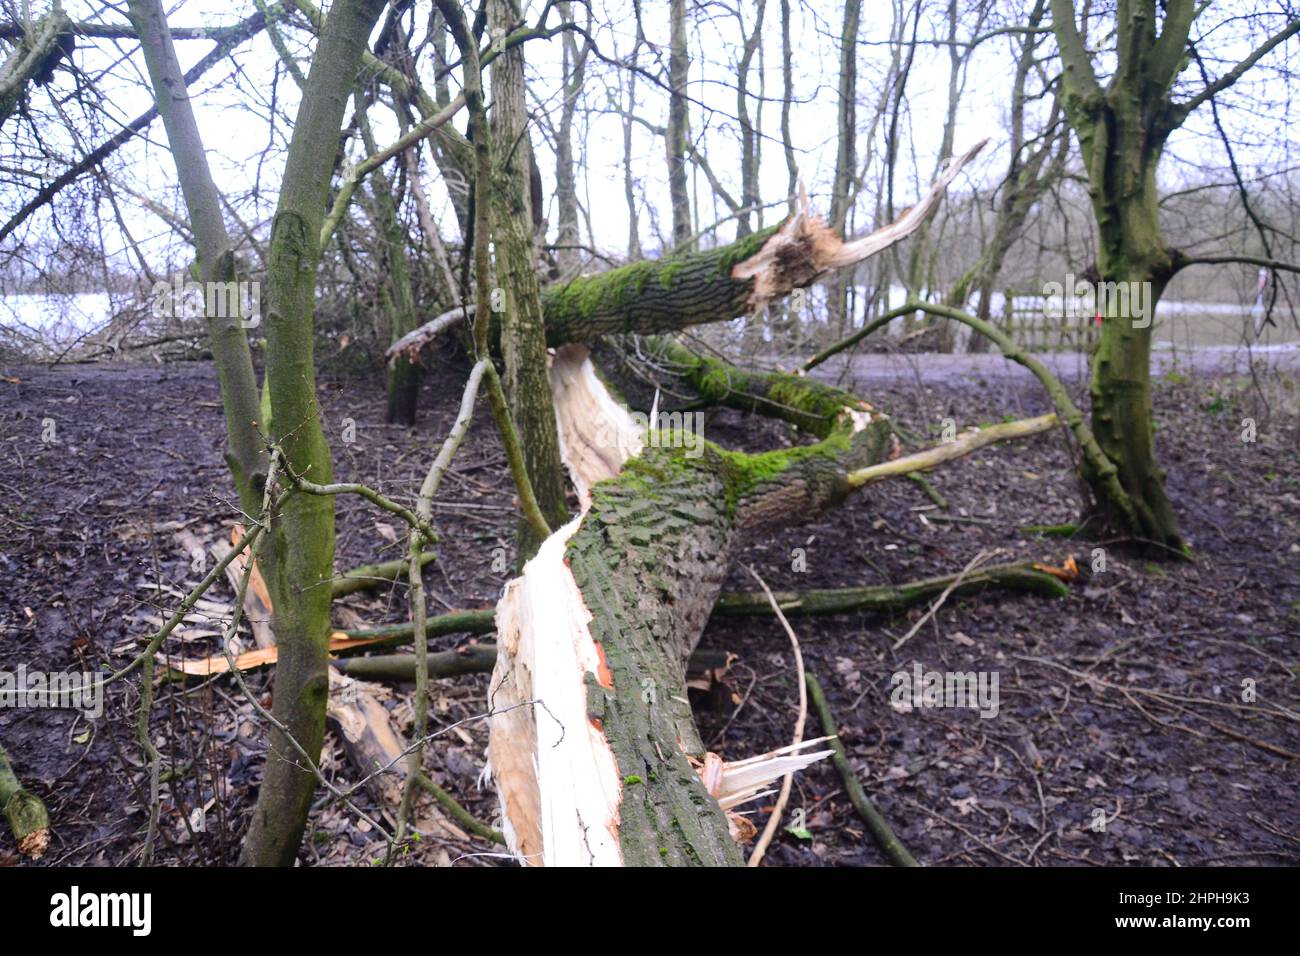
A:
[[484, 345, 1061, 866], [387, 140, 987, 359]]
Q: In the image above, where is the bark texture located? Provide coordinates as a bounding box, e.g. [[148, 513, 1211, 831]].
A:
[[488, 0, 570, 561], [239, 0, 388, 867], [389, 140, 985, 361], [488, 347, 894, 866]]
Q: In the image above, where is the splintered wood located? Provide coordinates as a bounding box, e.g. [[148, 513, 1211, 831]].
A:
[[732, 139, 987, 312], [487, 346, 835, 866]]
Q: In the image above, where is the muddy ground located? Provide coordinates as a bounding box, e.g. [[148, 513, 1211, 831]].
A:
[[1, 350, 1297, 867]]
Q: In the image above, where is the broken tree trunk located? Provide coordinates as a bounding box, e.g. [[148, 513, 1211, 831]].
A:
[[0, 742, 49, 860], [388, 140, 986, 360], [486, 345, 1053, 866]]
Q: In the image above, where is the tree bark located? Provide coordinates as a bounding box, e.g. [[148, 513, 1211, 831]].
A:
[[488, 345, 1056, 865], [1050, 0, 1199, 551], [239, 0, 388, 867], [666, 0, 692, 250], [487, 0, 571, 563], [388, 140, 985, 360], [489, 346, 896, 865]]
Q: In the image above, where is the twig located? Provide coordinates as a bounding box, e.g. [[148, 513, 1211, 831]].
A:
[[893, 549, 994, 650], [804, 673, 918, 867], [743, 563, 808, 868], [395, 360, 488, 846]]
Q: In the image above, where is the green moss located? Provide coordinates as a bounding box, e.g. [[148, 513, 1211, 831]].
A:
[[716, 221, 783, 276], [658, 258, 686, 290], [717, 430, 853, 511], [624, 774, 644, 786], [545, 258, 660, 320]]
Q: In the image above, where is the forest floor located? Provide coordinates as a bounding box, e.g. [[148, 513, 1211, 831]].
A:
[[1, 349, 1297, 867]]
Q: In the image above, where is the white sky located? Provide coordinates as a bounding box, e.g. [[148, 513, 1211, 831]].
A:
[[2, 0, 1297, 276]]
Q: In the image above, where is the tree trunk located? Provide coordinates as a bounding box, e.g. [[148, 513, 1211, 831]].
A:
[[1086, 235, 1182, 550], [239, 0, 387, 867], [355, 100, 422, 426], [539, 142, 986, 345], [734, 0, 765, 238], [388, 141, 985, 359], [487, 0, 571, 562], [826, 0, 861, 333], [488, 346, 895, 865], [489, 345, 1056, 865], [666, 0, 692, 250], [553, 2, 588, 274], [1050, 0, 1191, 552], [779, 0, 797, 211]]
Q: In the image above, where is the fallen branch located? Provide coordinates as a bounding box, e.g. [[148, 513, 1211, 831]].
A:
[[804, 674, 918, 867], [334, 645, 497, 682], [413, 772, 504, 845], [166, 631, 392, 676], [892, 549, 995, 651], [847, 414, 1060, 488], [905, 472, 949, 509], [333, 643, 734, 683], [333, 552, 437, 597], [339, 608, 496, 648], [325, 671, 477, 845], [386, 306, 470, 360], [711, 560, 1070, 618]]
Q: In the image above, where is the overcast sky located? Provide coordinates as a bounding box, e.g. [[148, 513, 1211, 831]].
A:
[[3, 0, 1296, 280]]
